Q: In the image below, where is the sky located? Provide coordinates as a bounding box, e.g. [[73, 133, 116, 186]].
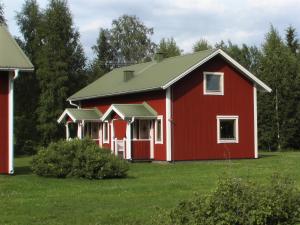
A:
[[2, 0, 300, 59]]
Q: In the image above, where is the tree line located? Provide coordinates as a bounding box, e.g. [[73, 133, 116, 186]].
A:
[[1, 0, 299, 154]]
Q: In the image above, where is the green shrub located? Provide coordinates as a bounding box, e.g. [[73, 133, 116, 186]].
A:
[[153, 174, 300, 225], [31, 139, 129, 179]]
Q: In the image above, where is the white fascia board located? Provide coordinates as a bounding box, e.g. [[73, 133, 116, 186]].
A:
[[101, 105, 125, 121], [162, 49, 272, 93], [57, 109, 76, 123]]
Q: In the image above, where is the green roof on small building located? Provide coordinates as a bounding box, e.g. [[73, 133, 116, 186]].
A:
[[101, 102, 157, 120], [57, 108, 103, 123], [0, 25, 34, 70]]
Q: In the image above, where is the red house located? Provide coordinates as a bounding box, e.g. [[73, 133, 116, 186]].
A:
[[0, 25, 34, 174], [58, 49, 271, 161]]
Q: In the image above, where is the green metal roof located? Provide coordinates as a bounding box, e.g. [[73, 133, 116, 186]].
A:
[[102, 102, 157, 120], [68, 48, 272, 101], [68, 49, 217, 101], [57, 108, 103, 123], [0, 25, 34, 70]]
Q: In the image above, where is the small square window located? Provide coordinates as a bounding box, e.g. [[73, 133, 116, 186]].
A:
[[204, 72, 224, 95], [217, 116, 239, 143]]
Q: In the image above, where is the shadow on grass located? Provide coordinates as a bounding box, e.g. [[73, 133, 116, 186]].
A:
[[259, 154, 278, 158], [14, 166, 32, 175]]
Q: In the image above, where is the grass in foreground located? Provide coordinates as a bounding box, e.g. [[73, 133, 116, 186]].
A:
[[1, 152, 300, 225]]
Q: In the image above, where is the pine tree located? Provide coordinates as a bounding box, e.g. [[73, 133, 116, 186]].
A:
[[258, 26, 299, 150], [285, 26, 299, 54], [193, 39, 212, 52], [0, 1, 6, 25], [156, 37, 181, 58], [36, 0, 85, 145], [15, 0, 42, 154]]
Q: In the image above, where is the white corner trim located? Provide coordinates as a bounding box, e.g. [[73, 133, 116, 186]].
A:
[[102, 121, 110, 144], [126, 122, 132, 160], [101, 105, 125, 121], [57, 109, 77, 123], [162, 49, 272, 93], [166, 88, 172, 161], [155, 115, 164, 144], [203, 72, 224, 95], [253, 85, 258, 158], [216, 115, 239, 144], [8, 72, 14, 174]]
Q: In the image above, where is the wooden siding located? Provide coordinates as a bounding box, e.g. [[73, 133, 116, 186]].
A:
[[132, 140, 150, 160], [172, 55, 255, 160], [0, 72, 9, 173], [82, 90, 166, 160]]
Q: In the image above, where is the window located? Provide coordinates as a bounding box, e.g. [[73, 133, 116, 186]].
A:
[[103, 122, 109, 143], [84, 122, 100, 140], [132, 120, 150, 140], [203, 72, 224, 95], [155, 116, 163, 144], [217, 116, 239, 143]]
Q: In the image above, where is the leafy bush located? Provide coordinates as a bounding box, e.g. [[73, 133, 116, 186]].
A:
[[152, 174, 300, 225], [31, 139, 129, 179]]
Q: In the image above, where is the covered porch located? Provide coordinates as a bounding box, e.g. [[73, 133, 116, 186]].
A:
[[57, 108, 103, 145], [100, 102, 158, 161]]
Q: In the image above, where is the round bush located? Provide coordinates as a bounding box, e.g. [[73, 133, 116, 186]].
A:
[[153, 174, 300, 225], [31, 139, 129, 179]]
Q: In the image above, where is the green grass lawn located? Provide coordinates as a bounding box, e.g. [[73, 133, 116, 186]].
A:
[[1, 152, 300, 225]]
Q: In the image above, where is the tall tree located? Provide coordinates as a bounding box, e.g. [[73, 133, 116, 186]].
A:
[[36, 0, 86, 145], [285, 25, 299, 54], [193, 39, 212, 52], [109, 15, 155, 65], [258, 26, 299, 150], [15, 0, 42, 154], [0, 1, 6, 25], [156, 37, 181, 58]]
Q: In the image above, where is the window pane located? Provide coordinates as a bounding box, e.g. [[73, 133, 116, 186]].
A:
[[220, 119, 235, 139], [103, 123, 108, 141], [206, 74, 220, 92], [85, 122, 91, 138], [132, 121, 139, 139], [139, 120, 150, 139], [156, 119, 162, 142], [91, 123, 99, 139]]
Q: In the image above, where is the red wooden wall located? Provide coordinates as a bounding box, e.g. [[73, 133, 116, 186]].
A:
[[132, 141, 150, 160], [0, 72, 9, 173], [82, 90, 166, 160], [172, 55, 255, 160]]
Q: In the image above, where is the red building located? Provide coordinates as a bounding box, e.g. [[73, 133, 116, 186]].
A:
[[0, 25, 34, 174], [58, 49, 271, 161]]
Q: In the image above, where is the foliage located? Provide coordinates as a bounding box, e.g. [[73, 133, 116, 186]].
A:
[[193, 39, 212, 52], [153, 175, 300, 225], [109, 14, 156, 65], [285, 25, 299, 54], [258, 26, 300, 150], [157, 37, 181, 58], [35, 0, 86, 145], [31, 139, 129, 179], [0, 1, 6, 25], [15, 0, 42, 155]]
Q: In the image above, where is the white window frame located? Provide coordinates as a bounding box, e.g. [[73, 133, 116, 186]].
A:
[[102, 121, 110, 144], [155, 115, 163, 144], [203, 72, 224, 95], [217, 115, 239, 144]]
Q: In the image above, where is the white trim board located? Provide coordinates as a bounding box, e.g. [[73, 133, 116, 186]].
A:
[[217, 115, 239, 144], [162, 49, 272, 93], [203, 72, 224, 95], [101, 105, 125, 121]]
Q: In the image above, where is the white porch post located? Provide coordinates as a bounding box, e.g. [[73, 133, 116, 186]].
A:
[[77, 122, 83, 139], [126, 121, 132, 160], [150, 120, 154, 159], [8, 71, 15, 174], [65, 123, 70, 140], [110, 120, 114, 154]]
